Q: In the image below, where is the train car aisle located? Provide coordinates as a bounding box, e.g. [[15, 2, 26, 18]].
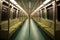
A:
[[10, 18, 53, 40], [30, 19, 45, 40], [10, 19, 29, 40], [30, 19, 53, 40]]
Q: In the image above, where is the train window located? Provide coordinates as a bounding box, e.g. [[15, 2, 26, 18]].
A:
[[1, 3, 9, 21], [42, 9, 46, 18], [2, 2, 8, 6], [57, 6, 60, 21], [17, 10, 20, 18], [46, 5, 53, 20], [39, 10, 41, 18], [13, 8, 17, 19], [10, 5, 13, 19], [47, 6, 53, 20], [57, 0, 60, 5]]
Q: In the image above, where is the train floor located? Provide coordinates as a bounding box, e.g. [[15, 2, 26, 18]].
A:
[[10, 19, 53, 40]]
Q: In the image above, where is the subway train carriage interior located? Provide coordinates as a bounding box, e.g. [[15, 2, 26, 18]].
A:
[[0, 0, 60, 40]]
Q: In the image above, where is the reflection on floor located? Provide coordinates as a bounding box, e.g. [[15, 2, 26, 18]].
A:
[[10, 19, 53, 40]]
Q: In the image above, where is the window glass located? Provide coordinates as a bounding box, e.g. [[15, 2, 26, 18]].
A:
[[46, 4, 53, 20], [57, 6, 60, 21], [1, 2, 9, 21], [39, 10, 41, 18], [47, 7, 53, 20], [17, 10, 20, 18], [42, 9, 46, 18], [13, 8, 17, 19]]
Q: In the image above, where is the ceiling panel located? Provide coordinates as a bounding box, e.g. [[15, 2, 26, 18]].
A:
[[15, 0, 45, 14]]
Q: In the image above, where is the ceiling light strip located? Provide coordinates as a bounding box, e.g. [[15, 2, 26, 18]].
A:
[[10, 0, 28, 16], [31, 0, 51, 15]]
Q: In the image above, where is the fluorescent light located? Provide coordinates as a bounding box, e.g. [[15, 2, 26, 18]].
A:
[[31, 0, 51, 16], [10, 0, 17, 5], [10, 0, 28, 16]]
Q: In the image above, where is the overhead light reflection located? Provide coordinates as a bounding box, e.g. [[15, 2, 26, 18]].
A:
[[31, 0, 51, 16], [10, 0, 28, 16]]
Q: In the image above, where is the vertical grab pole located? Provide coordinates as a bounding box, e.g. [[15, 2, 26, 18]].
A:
[[29, 1, 31, 40], [0, 0, 2, 30], [8, 0, 10, 40], [28, 10, 30, 40], [53, 0, 56, 40]]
